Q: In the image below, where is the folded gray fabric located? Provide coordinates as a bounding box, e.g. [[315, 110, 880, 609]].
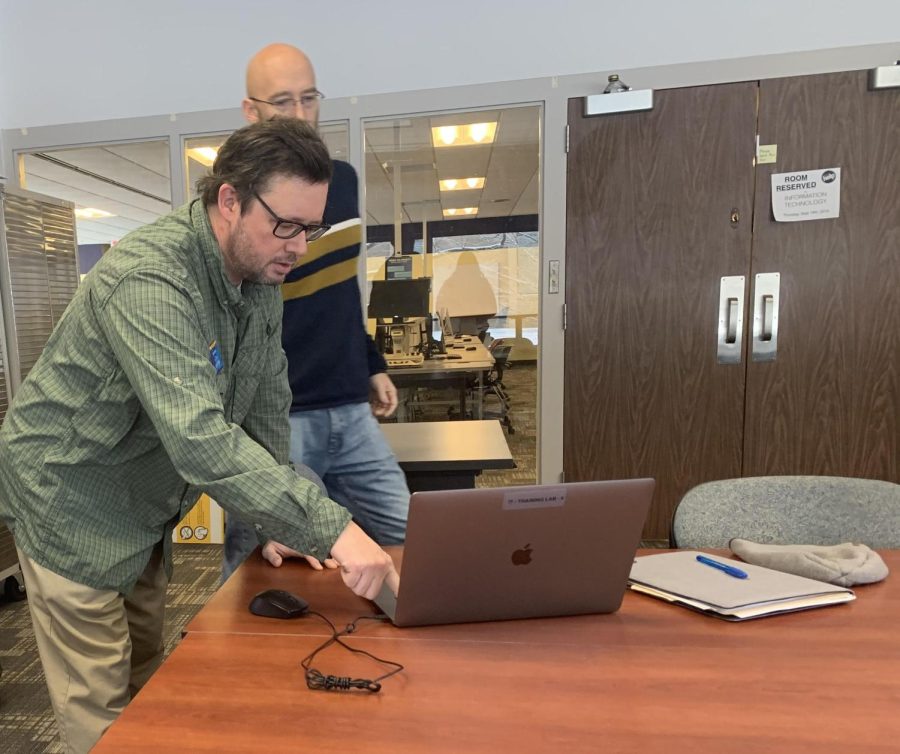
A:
[[728, 539, 889, 587]]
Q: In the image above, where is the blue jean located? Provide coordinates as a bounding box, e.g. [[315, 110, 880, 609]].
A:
[[222, 402, 409, 580]]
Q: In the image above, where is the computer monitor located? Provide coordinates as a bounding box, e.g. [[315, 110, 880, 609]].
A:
[[368, 277, 432, 320]]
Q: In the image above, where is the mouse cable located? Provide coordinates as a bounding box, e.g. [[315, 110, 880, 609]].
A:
[[300, 611, 404, 693]]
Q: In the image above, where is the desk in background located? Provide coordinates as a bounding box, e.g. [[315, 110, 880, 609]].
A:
[[95, 550, 900, 753], [387, 337, 493, 419], [380, 419, 515, 491]]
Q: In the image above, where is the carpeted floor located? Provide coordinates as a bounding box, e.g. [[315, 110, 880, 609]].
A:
[[477, 360, 538, 487], [402, 359, 538, 487], [0, 544, 224, 753]]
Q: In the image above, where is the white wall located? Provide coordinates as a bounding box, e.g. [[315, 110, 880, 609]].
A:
[[1, 0, 899, 128]]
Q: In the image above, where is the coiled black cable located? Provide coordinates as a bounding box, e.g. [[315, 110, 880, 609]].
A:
[[300, 612, 404, 693]]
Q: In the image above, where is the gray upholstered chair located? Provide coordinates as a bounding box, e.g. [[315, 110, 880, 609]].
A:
[[670, 476, 900, 549]]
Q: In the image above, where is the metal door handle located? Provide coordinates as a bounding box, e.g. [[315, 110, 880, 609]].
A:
[[725, 298, 739, 343], [760, 295, 774, 341], [752, 272, 780, 361], [717, 276, 745, 365]]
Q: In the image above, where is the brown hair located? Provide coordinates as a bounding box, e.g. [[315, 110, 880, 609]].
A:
[[196, 118, 332, 212]]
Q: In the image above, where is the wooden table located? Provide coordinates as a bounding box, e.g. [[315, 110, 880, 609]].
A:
[[380, 419, 515, 491], [95, 550, 900, 753]]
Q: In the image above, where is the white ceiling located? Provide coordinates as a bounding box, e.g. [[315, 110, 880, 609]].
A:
[[17, 106, 540, 246]]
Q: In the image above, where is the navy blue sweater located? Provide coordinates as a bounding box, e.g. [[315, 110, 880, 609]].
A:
[[280, 161, 386, 412]]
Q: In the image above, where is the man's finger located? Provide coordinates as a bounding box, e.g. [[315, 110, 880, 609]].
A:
[[262, 547, 283, 568], [303, 555, 324, 571], [385, 567, 400, 597]]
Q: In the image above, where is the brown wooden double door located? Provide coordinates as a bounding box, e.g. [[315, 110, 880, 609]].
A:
[[564, 70, 900, 540]]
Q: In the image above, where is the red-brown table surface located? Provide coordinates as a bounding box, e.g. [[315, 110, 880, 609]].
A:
[[94, 549, 900, 753]]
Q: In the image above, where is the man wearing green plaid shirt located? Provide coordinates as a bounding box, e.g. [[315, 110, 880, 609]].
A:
[[0, 118, 397, 754]]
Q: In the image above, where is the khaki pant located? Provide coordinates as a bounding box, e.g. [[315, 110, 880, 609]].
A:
[[17, 542, 168, 754]]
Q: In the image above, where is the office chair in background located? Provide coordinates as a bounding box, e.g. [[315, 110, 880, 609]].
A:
[[447, 340, 515, 435], [479, 341, 514, 435], [670, 476, 900, 548]]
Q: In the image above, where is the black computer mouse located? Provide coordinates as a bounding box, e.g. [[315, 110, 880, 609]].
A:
[[248, 589, 309, 619]]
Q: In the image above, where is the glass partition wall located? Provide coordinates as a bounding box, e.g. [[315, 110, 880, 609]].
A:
[[10, 108, 539, 487], [364, 105, 540, 485], [17, 139, 172, 273], [184, 122, 350, 199]]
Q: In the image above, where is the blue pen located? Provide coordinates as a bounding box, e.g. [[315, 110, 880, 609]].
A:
[[696, 554, 748, 579]]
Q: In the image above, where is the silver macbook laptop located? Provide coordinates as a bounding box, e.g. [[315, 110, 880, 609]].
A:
[[374, 478, 654, 627]]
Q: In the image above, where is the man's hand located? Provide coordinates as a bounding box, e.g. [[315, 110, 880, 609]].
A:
[[329, 521, 398, 600], [369, 372, 398, 417], [261, 540, 339, 570]]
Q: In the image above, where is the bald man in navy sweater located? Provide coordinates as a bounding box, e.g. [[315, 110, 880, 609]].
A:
[[223, 43, 409, 579]]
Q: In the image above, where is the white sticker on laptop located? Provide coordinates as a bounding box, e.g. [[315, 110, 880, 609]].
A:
[[503, 487, 567, 510]]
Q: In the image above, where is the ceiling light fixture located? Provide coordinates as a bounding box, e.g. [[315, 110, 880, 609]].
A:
[[439, 177, 485, 191], [187, 146, 219, 166], [74, 208, 115, 219], [468, 123, 490, 143], [442, 207, 478, 217], [437, 126, 459, 146], [431, 122, 498, 148]]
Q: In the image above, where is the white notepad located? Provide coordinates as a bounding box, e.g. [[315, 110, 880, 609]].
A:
[[628, 551, 855, 620]]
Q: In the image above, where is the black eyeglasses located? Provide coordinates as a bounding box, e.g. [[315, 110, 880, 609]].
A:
[[253, 192, 330, 241], [248, 90, 325, 113]]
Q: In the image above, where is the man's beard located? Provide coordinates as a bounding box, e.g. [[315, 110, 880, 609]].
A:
[[224, 222, 285, 287]]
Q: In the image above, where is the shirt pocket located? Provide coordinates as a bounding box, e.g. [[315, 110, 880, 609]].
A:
[[228, 343, 267, 423], [214, 369, 228, 402]]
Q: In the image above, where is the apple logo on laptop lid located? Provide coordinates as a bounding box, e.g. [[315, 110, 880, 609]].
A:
[[511, 544, 533, 566]]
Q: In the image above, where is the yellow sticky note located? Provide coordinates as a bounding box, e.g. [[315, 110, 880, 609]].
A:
[[758, 144, 777, 164]]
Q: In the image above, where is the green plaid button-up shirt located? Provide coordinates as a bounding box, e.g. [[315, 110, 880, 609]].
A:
[[0, 200, 350, 592]]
